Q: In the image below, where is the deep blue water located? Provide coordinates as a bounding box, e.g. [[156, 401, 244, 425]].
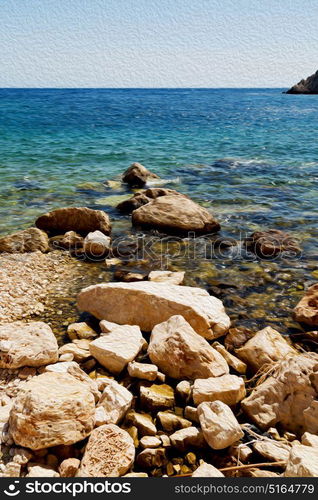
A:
[[1, 88, 317, 330]]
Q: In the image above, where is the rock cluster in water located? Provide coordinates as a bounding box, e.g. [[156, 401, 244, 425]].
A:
[[0, 163, 318, 478], [286, 70, 318, 94]]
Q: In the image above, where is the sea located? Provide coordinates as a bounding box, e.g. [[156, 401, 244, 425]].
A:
[[0, 88, 317, 334]]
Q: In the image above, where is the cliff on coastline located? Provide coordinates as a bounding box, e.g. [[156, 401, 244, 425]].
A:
[[285, 70, 318, 94]]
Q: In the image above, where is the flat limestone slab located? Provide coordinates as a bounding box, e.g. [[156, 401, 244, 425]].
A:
[[77, 281, 230, 339]]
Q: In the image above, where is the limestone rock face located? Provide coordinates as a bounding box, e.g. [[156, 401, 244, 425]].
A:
[[0, 228, 49, 253], [241, 353, 318, 435], [0, 321, 58, 369], [36, 207, 111, 236], [122, 162, 159, 187], [148, 315, 229, 380], [192, 462, 224, 477], [97, 379, 133, 424], [148, 270, 185, 285], [132, 194, 220, 235], [236, 326, 296, 373], [285, 444, 318, 477], [78, 424, 135, 477], [117, 187, 182, 213], [286, 70, 318, 94], [197, 401, 244, 450], [245, 229, 300, 257], [193, 375, 246, 406], [89, 323, 144, 374], [83, 230, 111, 257], [9, 372, 96, 450], [293, 284, 318, 327], [77, 281, 230, 339]]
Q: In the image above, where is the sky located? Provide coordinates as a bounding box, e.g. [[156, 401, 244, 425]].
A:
[[1, 0, 318, 88]]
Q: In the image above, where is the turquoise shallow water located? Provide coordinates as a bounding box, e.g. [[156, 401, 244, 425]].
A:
[[0, 88, 318, 332]]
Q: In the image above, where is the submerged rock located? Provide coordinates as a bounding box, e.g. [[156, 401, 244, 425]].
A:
[[148, 315, 229, 379], [0, 228, 49, 253], [241, 353, 318, 435], [77, 281, 230, 339], [122, 162, 159, 187], [36, 206, 111, 236], [132, 194, 220, 235], [0, 321, 58, 369], [293, 283, 318, 327], [78, 424, 135, 477], [9, 372, 96, 450], [286, 70, 318, 94], [235, 326, 296, 373], [245, 229, 300, 257], [117, 187, 184, 213], [50, 231, 83, 251], [197, 401, 244, 450], [148, 270, 185, 285]]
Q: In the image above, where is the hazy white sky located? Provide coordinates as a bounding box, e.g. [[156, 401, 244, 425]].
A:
[[1, 0, 317, 87]]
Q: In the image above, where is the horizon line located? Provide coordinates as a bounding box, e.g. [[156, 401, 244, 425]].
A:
[[0, 86, 288, 90]]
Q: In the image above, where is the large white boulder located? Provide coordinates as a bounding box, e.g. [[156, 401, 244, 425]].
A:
[[236, 326, 296, 373], [77, 281, 230, 339], [89, 322, 144, 374], [193, 375, 246, 406], [0, 321, 58, 369], [78, 424, 135, 477], [9, 372, 96, 450], [241, 353, 318, 434], [197, 401, 244, 450], [285, 444, 318, 477], [148, 315, 229, 380]]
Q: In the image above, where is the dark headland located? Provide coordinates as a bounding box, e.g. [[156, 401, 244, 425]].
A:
[[285, 70, 318, 94]]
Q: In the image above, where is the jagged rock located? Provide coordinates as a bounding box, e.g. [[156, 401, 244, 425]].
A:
[[192, 462, 224, 477], [284, 444, 318, 477], [212, 342, 247, 374], [122, 162, 159, 187], [148, 270, 185, 285], [302, 432, 318, 448], [0, 321, 58, 369], [127, 361, 158, 381], [197, 401, 244, 449], [252, 440, 291, 462], [241, 353, 318, 434], [245, 229, 300, 257], [59, 458, 80, 477], [78, 424, 135, 477], [140, 384, 175, 412], [9, 372, 96, 450], [170, 427, 205, 452], [58, 340, 91, 363], [117, 187, 182, 213], [67, 322, 97, 341], [132, 194, 220, 235], [89, 322, 144, 374], [77, 282, 230, 339], [83, 230, 111, 257], [125, 411, 157, 436], [157, 411, 192, 432], [97, 379, 132, 424], [293, 284, 318, 327], [26, 464, 59, 477], [286, 70, 318, 94], [36, 206, 111, 236], [0, 228, 49, 253], [148, 315, 229, 379], [193, 375, 246, 406], [140, 436, 161, 449], [236, 326, 296, 373], [136, 448, 168, 468]]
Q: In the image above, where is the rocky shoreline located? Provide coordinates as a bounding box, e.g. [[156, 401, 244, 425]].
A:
[[0, 163, 318, 478]]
